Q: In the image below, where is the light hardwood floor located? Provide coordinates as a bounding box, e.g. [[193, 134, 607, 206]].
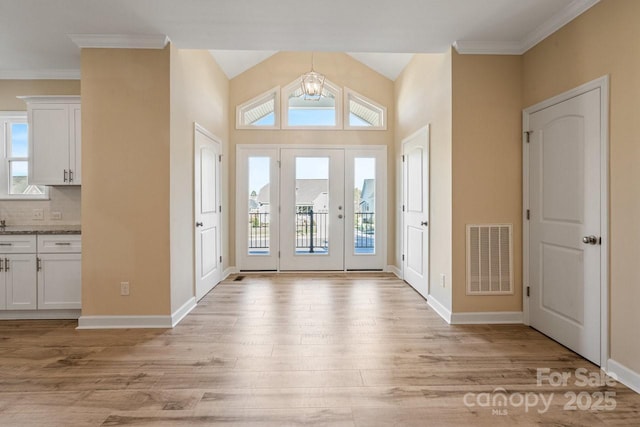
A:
[[0, 273, 638, 426]]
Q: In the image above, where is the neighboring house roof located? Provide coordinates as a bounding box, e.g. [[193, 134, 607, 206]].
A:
[[257, 179, 328, 206], [360, 179, 375, 204]]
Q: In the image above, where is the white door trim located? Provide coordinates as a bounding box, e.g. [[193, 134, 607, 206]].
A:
[[522, 75, 609, 369]]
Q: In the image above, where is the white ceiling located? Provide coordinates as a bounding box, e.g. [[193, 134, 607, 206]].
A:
[[0, 0, 599, 81]]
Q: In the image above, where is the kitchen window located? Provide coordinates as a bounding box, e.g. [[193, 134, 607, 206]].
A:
[[0, 112, 47, 200]]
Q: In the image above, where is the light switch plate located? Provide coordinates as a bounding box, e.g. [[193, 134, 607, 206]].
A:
[[50, 211, 62, 220]]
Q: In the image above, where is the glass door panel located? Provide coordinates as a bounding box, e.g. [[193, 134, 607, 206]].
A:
[[344, 149, 386, 270], [280, 149, 344, 270], [237, 148, 279, 271]]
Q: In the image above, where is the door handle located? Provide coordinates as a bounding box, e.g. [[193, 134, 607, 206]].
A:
[[582, 235, 599, 245], [63, 169, 68, 183], [196, 222, 204, 227], [421, 221, 428, 226]]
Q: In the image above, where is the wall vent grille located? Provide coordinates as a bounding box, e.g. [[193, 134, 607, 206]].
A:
[[466, 224, 513, 295]]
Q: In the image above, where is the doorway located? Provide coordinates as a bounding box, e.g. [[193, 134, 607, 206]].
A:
[[236, 145, 387, 271], [523, 77, 609, 366]]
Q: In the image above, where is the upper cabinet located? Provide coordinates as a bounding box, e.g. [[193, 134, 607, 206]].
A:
[[19, 96, 81, 186]]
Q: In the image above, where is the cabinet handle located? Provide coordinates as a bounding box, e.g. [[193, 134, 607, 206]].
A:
[[4, 258, 8, 272], [69, 170, 73, 183], [54, 242, 72, 246], [0, 258, 3, 272], [63, 169, 68, 183], [37, 257, 42, 272], [0, 243, 12, 246]]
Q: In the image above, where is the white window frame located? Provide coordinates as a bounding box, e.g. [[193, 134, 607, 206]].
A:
[[236, 86, 280, 130], [343, 87, 387, 131], [281, 78, 343, 130], [0, 112, 48, 200]]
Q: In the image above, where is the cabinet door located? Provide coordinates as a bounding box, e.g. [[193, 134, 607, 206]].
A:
[[38, 253, 81, 309], [69, 104, 81, 185], [5, 254, 37, 310], [0, 261, 6, 309], [29, 104, 70, 185]]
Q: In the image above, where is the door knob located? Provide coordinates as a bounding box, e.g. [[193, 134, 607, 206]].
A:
[[582, 235, 598, 245], [196, 222, 204, 227], [421, 221, 428, 226]]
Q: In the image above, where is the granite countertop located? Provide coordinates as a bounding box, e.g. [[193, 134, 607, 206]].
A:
[[0, 225, 81, 235]]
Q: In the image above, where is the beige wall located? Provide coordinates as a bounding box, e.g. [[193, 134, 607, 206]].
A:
[[451, 52, 523, 312], [229, 52, 395, 266], [81, 47, 171, 316], [170, 47, 229, 312], [395, 51, 453, 309], [0, 80, 82, 225], [523, 0, 640, 374]]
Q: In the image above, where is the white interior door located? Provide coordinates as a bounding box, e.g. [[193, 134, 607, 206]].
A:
[[194, 125, 222, 301], [280, 149, 344, 270], [403, 126, 430, 298], [527, 87, 602, 365]]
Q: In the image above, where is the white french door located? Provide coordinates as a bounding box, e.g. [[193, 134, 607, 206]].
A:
[[236, 145, 386, 272], [280, 149, 345, 270]]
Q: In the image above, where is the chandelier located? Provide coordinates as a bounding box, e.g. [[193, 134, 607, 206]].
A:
[[300, 53, 325, 101]]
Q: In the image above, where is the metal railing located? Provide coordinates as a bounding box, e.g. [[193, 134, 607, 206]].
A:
[[354, 212, 375, 248], [248, 211, 375, 251], [296, 210, 328, 252], [248, 212, 270, 249]]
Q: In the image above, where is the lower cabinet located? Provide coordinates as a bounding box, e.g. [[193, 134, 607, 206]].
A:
[[0, 234, 81, 314], [38, 253, 81, 309], [2, 254, 38, 310]]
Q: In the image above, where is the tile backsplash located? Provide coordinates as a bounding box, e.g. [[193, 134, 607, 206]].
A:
[[0, 186, 81, 225]]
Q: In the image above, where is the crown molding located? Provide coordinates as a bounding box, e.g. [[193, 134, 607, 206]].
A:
[[454, 0, 600, 55], [0, 69, 80, 80], [68, 34, 169, 49], [520, 0, 600, 52], [453, 40, 523, 55]]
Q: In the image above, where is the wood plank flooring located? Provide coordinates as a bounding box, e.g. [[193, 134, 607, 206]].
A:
[[0, 273, 638, 426]]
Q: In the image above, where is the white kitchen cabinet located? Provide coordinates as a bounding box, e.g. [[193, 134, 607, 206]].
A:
[[36, 235, 81, 309], [19, 96, 81, 186], [0, 236, 38, 310]]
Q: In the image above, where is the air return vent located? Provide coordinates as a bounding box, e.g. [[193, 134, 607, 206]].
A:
[[466, 224, 513, 295]]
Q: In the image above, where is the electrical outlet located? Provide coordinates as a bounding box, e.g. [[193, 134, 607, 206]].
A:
[[32, 209, 44, 220], [50, 211, 62, 220], [120, 282, 130, 296], [440, 274, 446, 288]]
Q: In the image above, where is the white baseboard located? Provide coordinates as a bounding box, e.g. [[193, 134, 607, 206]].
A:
[[223, 266, 238, 280], [450, 311, 524, 325], [607, 358, 640, 394], [171, 297, 196, 327], [77, 315, 172, 329], [385, 265, 402, 279], [427, 294, 452, 324], [0, 309, 80, 320]]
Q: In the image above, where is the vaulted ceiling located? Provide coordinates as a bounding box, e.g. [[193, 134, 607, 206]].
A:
[[0, 0, 599, 80]]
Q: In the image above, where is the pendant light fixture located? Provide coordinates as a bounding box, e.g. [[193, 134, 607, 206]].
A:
[[300, 52, 325, 101]]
